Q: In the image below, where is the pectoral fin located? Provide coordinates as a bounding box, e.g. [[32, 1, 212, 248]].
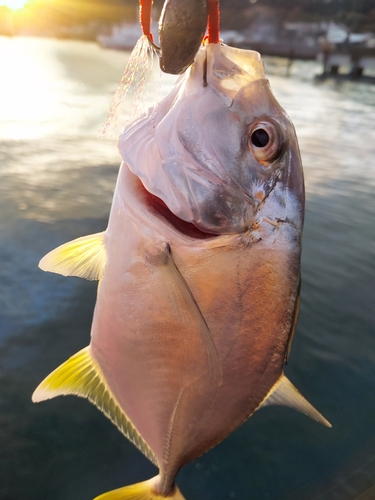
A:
[[257, 374, 332, 428], [32, 347, 157, 465], [147, 241, 222, 393], [39, 232, 106, 280]]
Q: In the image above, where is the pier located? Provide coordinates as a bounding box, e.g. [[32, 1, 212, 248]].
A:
[[316, 45, 375, 83]]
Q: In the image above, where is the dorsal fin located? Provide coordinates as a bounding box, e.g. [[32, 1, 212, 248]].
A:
[[32, 347, 158, 465], [39, 232, 106, 280], [257, 374, 332, 428]]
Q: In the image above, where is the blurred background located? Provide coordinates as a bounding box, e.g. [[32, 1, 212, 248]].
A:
[[0, 1, 375, 500]]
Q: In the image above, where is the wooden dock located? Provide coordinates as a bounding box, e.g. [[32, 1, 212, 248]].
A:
[[316, 46, 375, 83]]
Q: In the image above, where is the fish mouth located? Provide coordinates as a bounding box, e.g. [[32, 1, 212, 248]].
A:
[[136, 177, 217, 240]]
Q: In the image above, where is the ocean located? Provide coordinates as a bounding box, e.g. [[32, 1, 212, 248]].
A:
[[0, 36, 374, 500]]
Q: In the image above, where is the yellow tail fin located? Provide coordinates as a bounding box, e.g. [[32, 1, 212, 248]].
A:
[[94, 476, 185, 500]]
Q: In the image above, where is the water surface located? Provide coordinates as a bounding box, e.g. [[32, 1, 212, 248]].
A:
[[0, 36, 374, 500]]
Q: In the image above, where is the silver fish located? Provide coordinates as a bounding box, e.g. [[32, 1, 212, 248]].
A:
[[33, 43, 331, 500]]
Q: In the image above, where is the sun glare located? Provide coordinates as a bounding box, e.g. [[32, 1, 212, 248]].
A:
[[1, 0, 28, 11]]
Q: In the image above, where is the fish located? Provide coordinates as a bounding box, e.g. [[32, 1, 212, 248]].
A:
[[32, 42, 331, 500]]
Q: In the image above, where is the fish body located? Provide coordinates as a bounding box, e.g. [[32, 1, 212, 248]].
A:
[[33, 44, 330, 500]]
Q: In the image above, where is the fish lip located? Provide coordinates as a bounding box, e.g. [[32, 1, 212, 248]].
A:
[[127, 166, 300, 245], [132, 172, 221, 240]]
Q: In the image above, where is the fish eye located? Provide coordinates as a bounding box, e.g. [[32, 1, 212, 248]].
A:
[[251, 128, 269, 148], [249, 121, 282, 164]]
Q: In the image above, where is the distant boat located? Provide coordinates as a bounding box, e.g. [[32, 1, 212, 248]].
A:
[[97, 21, 158, 51]]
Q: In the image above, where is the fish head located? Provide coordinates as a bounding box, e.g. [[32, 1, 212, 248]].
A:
[[119, 43, 304, 236]]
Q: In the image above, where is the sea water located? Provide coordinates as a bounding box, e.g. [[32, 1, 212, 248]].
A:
[[0, 36, 374, 500]]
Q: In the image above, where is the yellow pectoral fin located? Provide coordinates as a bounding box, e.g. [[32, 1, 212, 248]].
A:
[[257, 374, 332, 428], [94, 476, 186, 500], [32, 347, 157, 466], [39, 232, 107, 280]]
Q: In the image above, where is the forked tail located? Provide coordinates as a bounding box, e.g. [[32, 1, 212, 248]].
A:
[[94, 475, 186, 500]]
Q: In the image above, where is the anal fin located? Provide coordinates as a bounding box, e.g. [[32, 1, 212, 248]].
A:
[[39, 232, 106, 280], [32, 347, 158, 465], [257, 374, 332, 428]]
